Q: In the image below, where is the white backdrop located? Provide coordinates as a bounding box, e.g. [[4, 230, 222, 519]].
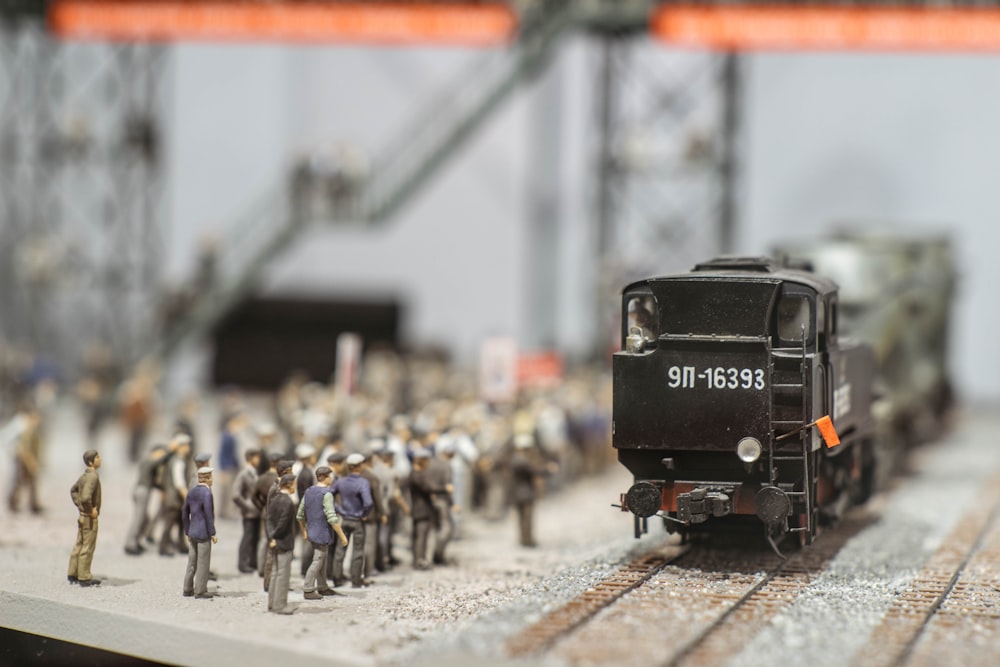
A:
[[165, 43, 999, 401]]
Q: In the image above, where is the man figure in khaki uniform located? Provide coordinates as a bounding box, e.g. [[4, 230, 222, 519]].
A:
[[68, 449, 102, 587]]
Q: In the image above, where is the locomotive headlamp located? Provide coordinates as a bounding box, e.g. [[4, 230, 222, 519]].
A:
[[736, 437, 762, 463]]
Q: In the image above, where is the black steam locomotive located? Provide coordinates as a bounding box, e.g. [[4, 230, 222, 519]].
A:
[[614, 257, 877, 551]]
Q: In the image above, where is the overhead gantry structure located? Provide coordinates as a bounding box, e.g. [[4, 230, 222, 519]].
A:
[[3, 0, 996, 371]]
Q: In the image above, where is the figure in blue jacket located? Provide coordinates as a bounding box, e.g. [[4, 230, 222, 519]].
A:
[[182, 466, 217, 598]]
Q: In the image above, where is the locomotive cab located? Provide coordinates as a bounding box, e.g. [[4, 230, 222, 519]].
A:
[[614, 257, 875, 548]]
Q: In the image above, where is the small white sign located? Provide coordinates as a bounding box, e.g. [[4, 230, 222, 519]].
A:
[[479, 336, 518, 403], [335, 332, 363, 397]]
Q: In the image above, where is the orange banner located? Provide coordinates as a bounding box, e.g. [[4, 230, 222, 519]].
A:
[[48, 1, 517, 44], [652, 5, 1000, 51]]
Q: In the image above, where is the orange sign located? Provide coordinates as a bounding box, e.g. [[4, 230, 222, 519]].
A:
[[49, 1, 517, 44], [517, 351, 563, 389], [652, 5, 1000, 51]]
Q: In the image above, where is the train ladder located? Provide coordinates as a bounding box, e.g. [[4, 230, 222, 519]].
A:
[[770, 326, 816, 542]]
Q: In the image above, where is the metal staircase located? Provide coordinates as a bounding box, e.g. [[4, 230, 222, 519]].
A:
[[153, 2, 576, 362]]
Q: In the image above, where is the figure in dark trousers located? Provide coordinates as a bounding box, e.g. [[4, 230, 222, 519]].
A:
[[324, 452, 347, 580], [261, 459, 294, 591], [297, 466, 347, 600], [253, 453, 282, 578], [360, 453, 388, 581], [182, 467, 217, 598], [508, 434, 558, 547], [233, 449, 261, 573], [294, 443, 317, 577], [329, 453, 373, 587], [375, 447, 409, 570], [408, 449, 435, 570], [68, 450, 102, 587], [266, 474, 297, 614], [426, 446, 456, 565], [125, 444, 168, 555], [158, 434, 192, 556]]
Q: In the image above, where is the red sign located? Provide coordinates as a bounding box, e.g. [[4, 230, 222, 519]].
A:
[[49, 1, 517, 44], [652, 5, 1000, 51], [517, 351, 563, 390]]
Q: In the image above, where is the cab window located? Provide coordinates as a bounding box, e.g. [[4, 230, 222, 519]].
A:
[[625, 294, 657, 344], [776, 295, 812, 344]]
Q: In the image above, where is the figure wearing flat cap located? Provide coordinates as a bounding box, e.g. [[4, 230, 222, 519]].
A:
[[182, 466, 217, 598], [233, 448, 261, 573], [260, 459, 294, 591], [266, 473, 298, 614], [329, 453, 373, 587], [297, 466, 347, 600]]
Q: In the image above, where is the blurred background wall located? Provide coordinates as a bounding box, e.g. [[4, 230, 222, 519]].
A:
[[164, 43, 998, 401]]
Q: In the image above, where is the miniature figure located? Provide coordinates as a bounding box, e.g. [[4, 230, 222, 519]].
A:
[[374, 447, 409, 570], [182, 466, 217, 598], [359, 451, 388, 582], [254, 422, 280, 475], [426, 442, 456, 566], [253, 452, 282, 578], [324, 451, 347, 580], [508, 434, 557, 547], [266, 473, 298, 614], [119, 365, 156, 463], [294, 443, 318, 577], [158, 433, 192, 556], [408, 448, 435, 570], [261, 459, 294, 591], [297, 465, 347, 599], [217, 410, 245, 519], [329, 453, 373, 587], [3, 404, 44, 514], [68, 449, 102, 587], [233, 448, 261, 573], [125, 443, 168, 555]]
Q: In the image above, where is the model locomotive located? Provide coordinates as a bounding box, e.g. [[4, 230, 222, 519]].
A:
[[614, 256, 877, 551]]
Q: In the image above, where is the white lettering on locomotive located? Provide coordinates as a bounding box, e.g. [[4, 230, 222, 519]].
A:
[[834, 383, 851, 420], [667, 366, 766, 390]]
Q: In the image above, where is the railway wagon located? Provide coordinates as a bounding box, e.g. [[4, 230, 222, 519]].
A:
[[615, 257, 877, 551], [773, 231, 955, 451]]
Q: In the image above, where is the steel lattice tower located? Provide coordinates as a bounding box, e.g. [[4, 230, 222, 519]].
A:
[[593, 34, 740, 346], [0, 18, 165, 375]]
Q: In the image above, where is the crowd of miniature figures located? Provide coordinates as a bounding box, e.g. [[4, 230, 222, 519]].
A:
[[1, 345, 614, 614]]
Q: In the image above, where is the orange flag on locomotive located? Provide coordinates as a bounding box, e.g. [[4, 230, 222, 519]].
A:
[[815, 415, 840, 448]]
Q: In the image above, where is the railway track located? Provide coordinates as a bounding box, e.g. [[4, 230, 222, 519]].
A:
[[504, 498, 877, 667], [855, 467, 1000, 667], [504, 463, 1000, 667], [506, 543, 689, 657]]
